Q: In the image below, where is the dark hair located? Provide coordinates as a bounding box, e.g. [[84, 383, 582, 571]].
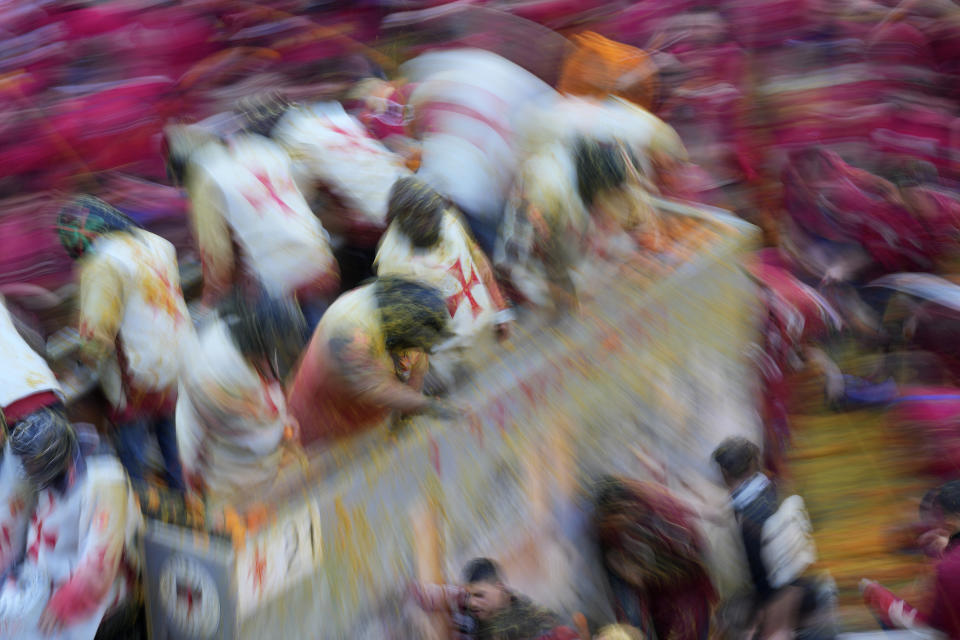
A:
[[56, 195, 138, 260], [574, 137, 627, 208], [236, 92, 294, 139], [10, 407, 77, 491], [712, 437, 760, 481], [375, 276, 450, 353], [593, 475, 631, 512], [219, 289, 307, 379], [388, 177, 445, 249], [937, 480, 960, 517], [462, 557, 502, 584]]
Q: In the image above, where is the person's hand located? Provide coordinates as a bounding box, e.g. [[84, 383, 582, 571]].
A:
[[918, 529, 950, 557], [425, 398, 461, 420], [38, 607, 65, 635]]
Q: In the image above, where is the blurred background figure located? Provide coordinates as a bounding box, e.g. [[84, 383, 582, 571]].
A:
[[286, 276, 454, 446], [411, 557, 580, 640], [861, 479, 960, 638], [593, 476, 716, 640], [176, 290, 306, 506], [375, 177, 512, 392], [57, 195, 190, 492]]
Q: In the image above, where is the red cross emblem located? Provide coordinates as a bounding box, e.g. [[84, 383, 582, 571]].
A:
[[176, 581, 202, 616], [324, 122, 372, 155], [243, 171, 298, 218], [446, 259, 483, 319], [27, 509, 58, 562], [250, 546, 267, 594]]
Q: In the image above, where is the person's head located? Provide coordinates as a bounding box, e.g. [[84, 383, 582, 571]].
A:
[[10, 408, 77, 492], [56, 195, 138, 260], [712, 437, 761, 491], [375, 276, 451, 355], [235, 92, 294, 139], [387, 177, 446, 248], [596, 624, 645, 640], [462, 557, 510, 621], [220, 289, 308, 381], [574, 137, 628, 210], [936, 480, 960, 533]]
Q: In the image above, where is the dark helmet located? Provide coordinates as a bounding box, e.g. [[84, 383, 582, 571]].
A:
[[375, 276, 450, 353], [387, 177, 446, 249], [10, 408, 77, 491], [235, 91, 295, 139], [56, 195, 137, 260], [574, 137, 628, 208], [219, 290, 307, 380]]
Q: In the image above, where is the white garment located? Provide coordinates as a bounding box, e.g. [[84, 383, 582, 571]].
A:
[[0, 443, 33, 578], [91, 230, 192, 409], [0, 299, 62, 410], [188, 135, 335, 297], [375, 211, 498, 350], [176, 318, 287, 503], [404, 49, 554, 223], [273, 102, 410, 225], [518, 95, 686, 171], [0, 455, 139, 640]]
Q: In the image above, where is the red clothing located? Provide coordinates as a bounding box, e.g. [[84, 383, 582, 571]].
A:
[[863, 538, 960, 639], [286, 326, 393, 446], [930, 538, 960, 638]]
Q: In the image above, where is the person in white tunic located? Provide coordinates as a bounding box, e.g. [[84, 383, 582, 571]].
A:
[[0, 294, 64, 429], [176, 292, 307, 506], [164, 103, 338, 326], [272, 100, 412, 243], [0, 296, 65, 584], [0, 411, 139, 640], [58, 196, 193, 492], [402, 49, 555, 256], [375, 177, 512, 389]]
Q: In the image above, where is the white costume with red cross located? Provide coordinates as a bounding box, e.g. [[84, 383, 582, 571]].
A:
[[0, 454, 139, 640], [176, 315, 290, 504], [0, 443, 32, 580], [187, 134, 336, 298], [375, 210, 507, 352], [272, 102, 411, 229]]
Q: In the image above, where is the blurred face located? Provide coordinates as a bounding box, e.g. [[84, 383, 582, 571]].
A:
[[466, 581, 509, 621]]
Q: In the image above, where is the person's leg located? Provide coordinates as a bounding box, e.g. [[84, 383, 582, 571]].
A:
[[115, 418, 150, 486], [153, 414, 185, 492]]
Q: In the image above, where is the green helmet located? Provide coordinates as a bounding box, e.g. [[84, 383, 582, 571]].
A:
[[56, 195, 137, 260]]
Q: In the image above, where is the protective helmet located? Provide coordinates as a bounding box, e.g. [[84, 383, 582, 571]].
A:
[[375, 276, 450, 353], [573, 137, 628, 208], [56, 195, 137, 260], [220, 290, 308, 380], [235, 91, 295, 139], [9, 408, 77, 491], [388, 177, 445, 248]]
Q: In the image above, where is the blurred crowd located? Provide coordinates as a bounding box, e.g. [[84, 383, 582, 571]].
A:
[[2, 0, 960, 638]]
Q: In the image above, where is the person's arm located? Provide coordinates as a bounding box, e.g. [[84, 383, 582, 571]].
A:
[[41, 471, 130, 631], [329, 331, 432, 414], [77, 255, 125, 366], [187, 169, 235, 306], [409, 582, 468, 614]]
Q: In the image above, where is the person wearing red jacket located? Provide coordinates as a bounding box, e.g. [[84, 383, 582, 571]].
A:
[[862, 479, 960, 639]]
